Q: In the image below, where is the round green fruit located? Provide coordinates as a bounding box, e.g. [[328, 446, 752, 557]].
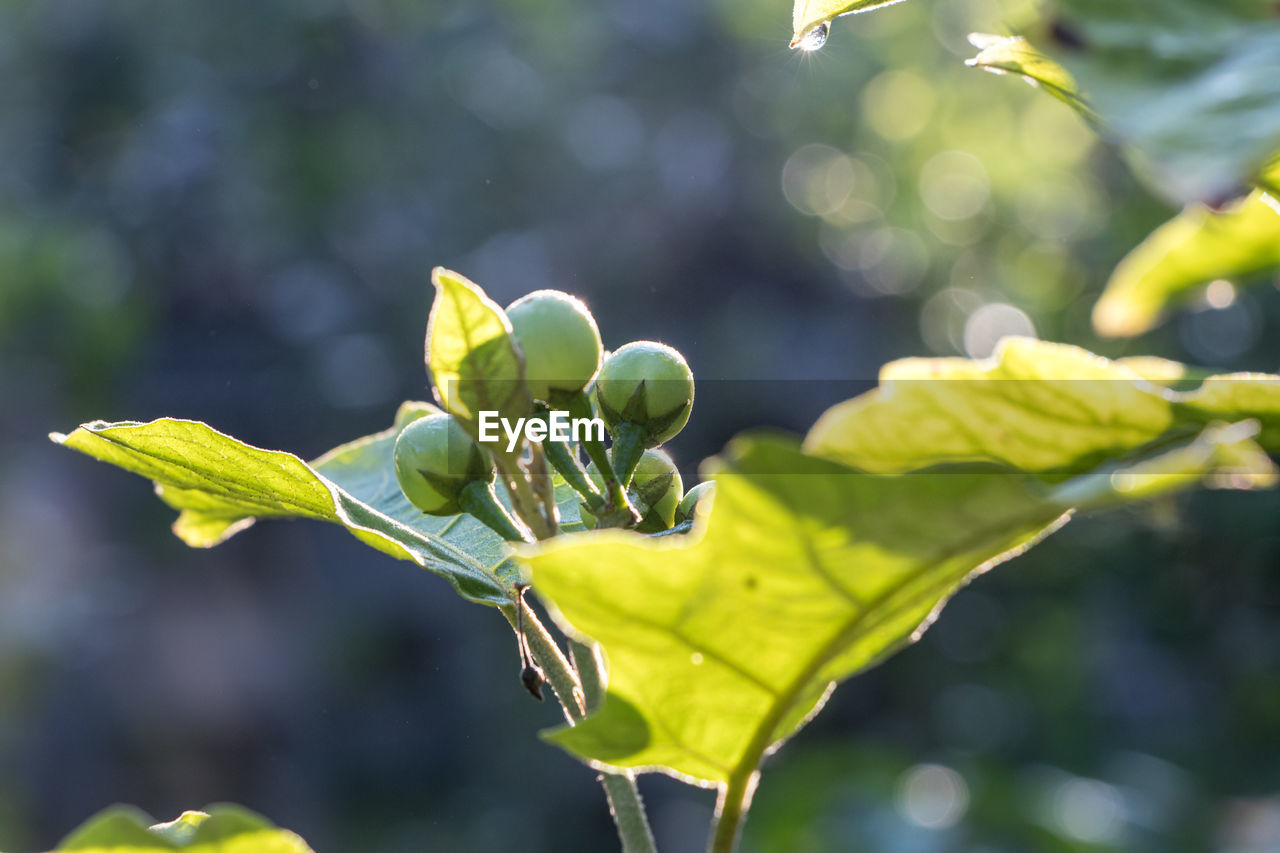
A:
[[593, 341, 694, 446], [581, 448, 683, 533], [506, 290, 603, 404], [394, 413, 493, 516], [675, 481, 715, 523]]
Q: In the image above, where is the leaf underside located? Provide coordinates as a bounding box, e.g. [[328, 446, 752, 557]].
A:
[[52, 402, 585, 607], [969, 0, 1280, 206], [527, 340, 1278, 788]]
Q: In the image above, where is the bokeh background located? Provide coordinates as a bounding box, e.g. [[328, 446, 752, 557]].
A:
[[3, 0, 1280, 850]]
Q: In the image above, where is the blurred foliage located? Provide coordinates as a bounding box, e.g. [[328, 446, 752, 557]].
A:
[[54, 805, 314, 852], [4, 0, 1280, 851]]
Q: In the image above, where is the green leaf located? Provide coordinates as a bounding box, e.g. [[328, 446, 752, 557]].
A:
[[1092, 185, 1280, 339], [791, 0, 908, 50], [55, 804, 314, 852], [427, 267, 532, 440], [965, 34, 1096, 122], [527, 424, 1273, 786], [968, 0, 1280, 204], [805, 338, 1280, 475], [51, 403, 515, 605]]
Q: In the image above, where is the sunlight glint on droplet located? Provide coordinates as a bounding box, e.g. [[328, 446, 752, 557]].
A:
[[795, 21, 830, 52]]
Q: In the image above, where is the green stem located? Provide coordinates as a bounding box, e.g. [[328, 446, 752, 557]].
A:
[[571, 639, 605, 714], [601, 771, 659, 853], [528, 441, 561, 533], [502, 600, 658, 853], [458, 481, 531, 543], [494, 454, 555, 540], [568, 392, 638, 522], [545, 438, 606, 510], [707, 771, 759, 853]]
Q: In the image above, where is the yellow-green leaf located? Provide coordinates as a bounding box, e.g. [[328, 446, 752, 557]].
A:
[[51, 405, 515, 605], [426, 267, 531, 437], [805, 338, 1280, 475], [791, 0, 908, 50], [54, 805, 313, 853], [1093, 188, 1280, 338], [527, 425, 1273, 787], [965, 34, 1096, 122]]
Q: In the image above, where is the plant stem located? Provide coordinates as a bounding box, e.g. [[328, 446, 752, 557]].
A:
[[527, 441, 561, 533], [570, 639, 605, 714], [494, 454, 554, 539], [707, 770, 759, 853], [601, 771, 659, 853], [503, 598, 658, 853]]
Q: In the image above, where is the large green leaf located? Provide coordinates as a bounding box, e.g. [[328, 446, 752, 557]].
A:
[[1092, 178, 1280, 338], [805, 338, 1280, 475], [527, 424, 1274, 787], [791, 0, 908, 49], [426, 266, 531, 439], [51, 402, 538, 606], [55, 804, 313, 852], [968, 0, 1280, 205]]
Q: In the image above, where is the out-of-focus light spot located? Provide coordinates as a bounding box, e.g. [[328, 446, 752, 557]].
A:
[[919, 150, 990, 221], [564, 96, 645, 172], [451, 47, 545, 130], [782, 144, 858, 217], [1179, 295, 1260, 363], [920, 287, 984, 354], [316, 333, 397, 409], [896, 763, 970, 829], [1050, 777, 1126, 844], [964, 302, 1036, 358], [1205, 279, 1237, 309], [1007, 243, 1086, 310], [823, 226, 928, 295], [862, 70, 936, 141], [690, 652, 704, 665], [1218, 795, 1280, 852], [1015, 174, 1101, 241]]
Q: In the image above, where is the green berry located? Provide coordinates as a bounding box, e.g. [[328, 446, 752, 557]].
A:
[[581, 449, 683, 533], [506, 290, 603, 404], [394, 413, 493, 515], [593, 341, 694, 447], [675, 481, 715, 523]]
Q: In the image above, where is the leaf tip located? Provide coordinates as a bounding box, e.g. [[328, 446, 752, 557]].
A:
[[49, 430, 70, 444]]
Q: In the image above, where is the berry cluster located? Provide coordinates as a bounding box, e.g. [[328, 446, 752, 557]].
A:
[[393, 283, 714, 544]]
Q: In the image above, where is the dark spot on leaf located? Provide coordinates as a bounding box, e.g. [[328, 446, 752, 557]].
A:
[[745, 576, 758, 590]]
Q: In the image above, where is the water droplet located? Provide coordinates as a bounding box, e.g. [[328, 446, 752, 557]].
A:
[[794, 21, 830, 52], [690, 653, 704, 666]]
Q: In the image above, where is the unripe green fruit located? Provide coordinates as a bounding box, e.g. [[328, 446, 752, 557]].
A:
[[593, 341, 694, 447], [675, 481, 715, 523], [506, 290, 603, 404], [394, 413, 493, 515], [581, 449, 683, 533]]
